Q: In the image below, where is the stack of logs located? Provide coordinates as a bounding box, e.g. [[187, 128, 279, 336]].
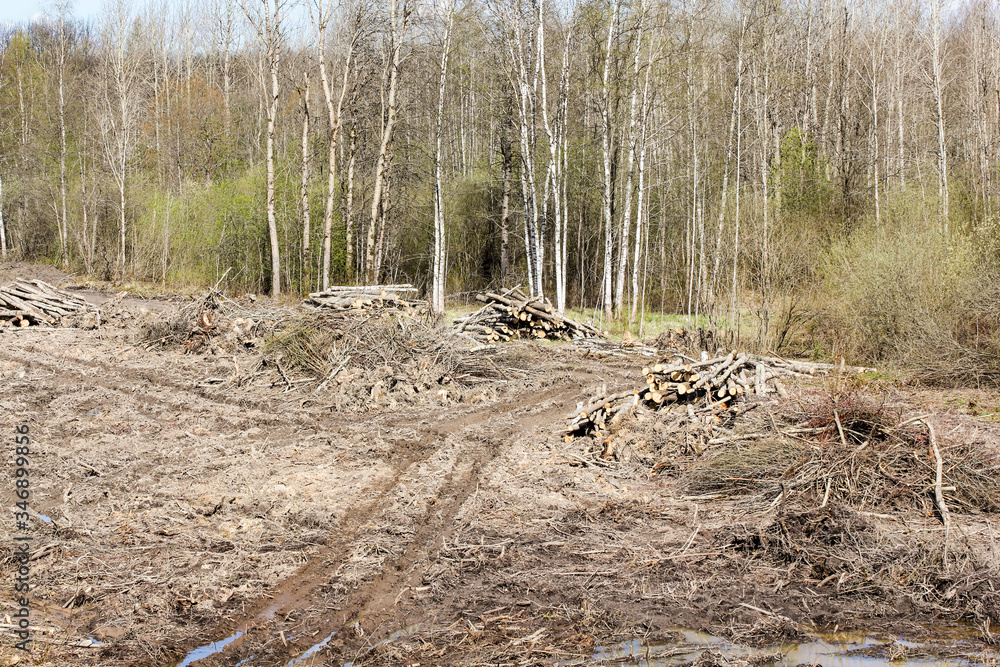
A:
[[455, 289, 601, 342], [566, 351, 871, 439], [305, 285, 428, 315], [0, 279, 95, 327]]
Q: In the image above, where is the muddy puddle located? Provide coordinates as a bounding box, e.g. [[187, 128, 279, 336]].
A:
[[171, 631, 243, 667], [168, 622, 996, 666], [559, 628, 994, 666]]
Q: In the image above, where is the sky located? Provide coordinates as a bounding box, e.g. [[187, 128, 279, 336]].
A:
[[0, 0, 104, 27]]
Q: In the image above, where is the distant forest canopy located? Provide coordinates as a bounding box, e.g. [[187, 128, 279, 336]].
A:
[[2, 0, 1000, 354]]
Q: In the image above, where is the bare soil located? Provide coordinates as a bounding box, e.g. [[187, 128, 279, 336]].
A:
[[0, 262, 998, 667]]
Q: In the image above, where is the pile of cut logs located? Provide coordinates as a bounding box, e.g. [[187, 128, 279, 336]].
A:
[[455, 289, 601, 342], [0, 279, 95, 327], [566, 351, 872, 438], [305, 285, 428, 314]]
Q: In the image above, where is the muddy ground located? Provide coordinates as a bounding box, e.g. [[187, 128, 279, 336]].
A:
[[1, 261, 999, 667]]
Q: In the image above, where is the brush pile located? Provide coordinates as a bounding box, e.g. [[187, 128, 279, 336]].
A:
[[0, 278, 97, 327], [241, 313, 539, 409], [140, 290, 276, 353], [455, 289, 601, 342], [305, 285, 428, 315], [566, 352, 872, 439]]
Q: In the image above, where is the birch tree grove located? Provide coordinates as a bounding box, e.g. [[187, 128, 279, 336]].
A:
[[0, 0, 999, 353]]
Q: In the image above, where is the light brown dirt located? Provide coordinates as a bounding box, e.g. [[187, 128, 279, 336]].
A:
[[0, 265, 998, 667]]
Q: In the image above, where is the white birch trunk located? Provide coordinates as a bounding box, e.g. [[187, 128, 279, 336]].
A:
[[366, 0, 405, 283], [930, 0, 949, 235], [600, 0, 621, 321], [300, 71, 312, 291], [629, 40, 653, 323], [615, 0, 646, 317], [57, 3, 69, 269], [432, 1, 456, 314], [0, 171, 5, 260]]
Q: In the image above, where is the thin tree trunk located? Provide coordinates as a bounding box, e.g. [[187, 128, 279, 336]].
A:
[[710, 71, 740, 306], [931, 0, 949, 235], [82, 113, 93, 272], [344, 125, 356, 280], [243, 0, 287, 295], [629, 41, 653, 323], [266, 37, 281, 295], [615, 0, 646, 317], [499, 132, 512, 284], [366, 0, 406, 283], [731, 12, 745, 329], [300, 71, 312, 292], [57, 5, 69, 269], [314, 0, 357, 287], [432, 1, 456, 314], [0, 171, 5, 260], [600, 0, 621, 321]]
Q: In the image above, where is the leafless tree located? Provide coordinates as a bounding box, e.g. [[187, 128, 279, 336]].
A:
[[97, 0, 143, 279], [365, 0, 410, 283], [431, 0, 456, 314], [241, 0, 290, 295]]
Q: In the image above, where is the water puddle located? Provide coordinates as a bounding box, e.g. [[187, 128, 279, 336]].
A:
[[285, 631, 335, 666], [172, 630, 243, 667], [565, 627, 994, 666], [166, 619, 994, 666]]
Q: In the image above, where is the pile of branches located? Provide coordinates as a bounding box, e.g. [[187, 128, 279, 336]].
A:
[[0, 279, 96, 327], [242, 313, 538, 407], [305, 285, 428, 315], [566, 352, 872, 440], [140, 290, 272, 353], [455, 288, 601, 343]]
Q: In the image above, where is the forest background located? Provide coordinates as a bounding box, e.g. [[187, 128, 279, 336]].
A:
[[2, 0, 1000, 377]]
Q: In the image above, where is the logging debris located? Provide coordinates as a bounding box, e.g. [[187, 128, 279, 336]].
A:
[[565, 352, 879, 468], [139, 289, 277, 353], [305, 284, 428, 315], [245, 313, 538, 409], [0, 278, 97, 328], [565, 351, 831, 440], [454, 288, 601, 342]]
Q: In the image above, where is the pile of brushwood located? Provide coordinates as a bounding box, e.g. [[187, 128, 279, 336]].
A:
[[241, 312, 537, 409], [305, 285, 428, 315], [565, 351, 864, 440], [0, 278, 97, 327], [692, 388, 1000, 628], [140, 290, 277, 353], [455, 288, 601, 342]]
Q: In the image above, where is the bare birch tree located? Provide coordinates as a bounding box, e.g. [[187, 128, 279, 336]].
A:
[[52, 0, 72, 269], [98, 0, 142, 279], [309, 0, 360, 287], [929, 0, 949, 235], [242, 0, 288, 296], [431, 0, 456, 314], [365, 0, 409, 283], [299, 69, 312, 290], [600, 0, 622, 320], [614, 0, 646, 317]]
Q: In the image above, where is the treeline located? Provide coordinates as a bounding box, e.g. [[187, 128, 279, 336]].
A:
[[2, 0, 1000, 362]]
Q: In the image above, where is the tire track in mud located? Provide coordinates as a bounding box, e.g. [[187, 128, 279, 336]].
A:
[[166, 374, 606, 667]]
